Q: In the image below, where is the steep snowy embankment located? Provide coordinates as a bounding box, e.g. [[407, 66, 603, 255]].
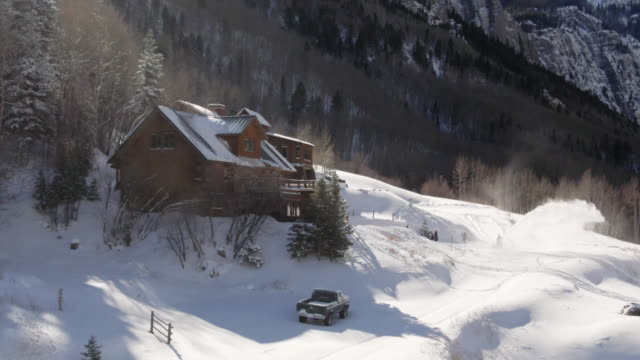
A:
[[1, 168, 640, 359]]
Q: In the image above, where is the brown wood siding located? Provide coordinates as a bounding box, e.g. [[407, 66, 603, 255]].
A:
[[221, 119, 267, 159], [267, 135, 314, 179], [111, 110, 207, 207]]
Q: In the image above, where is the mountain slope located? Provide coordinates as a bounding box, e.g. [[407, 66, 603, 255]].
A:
[[102, 0, 639, 187], [1, 163, 640, 359], [518, 6, 640, 122]]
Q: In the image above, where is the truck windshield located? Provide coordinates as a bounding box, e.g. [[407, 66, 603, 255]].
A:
[[312, 290, 338, 302]]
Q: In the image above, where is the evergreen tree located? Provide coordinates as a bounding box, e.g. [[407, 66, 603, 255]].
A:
[[319, 172, 353, 259], [3, 0, 59, 141], [331, 90, 344, 113], [419, 220, 433, 239], [290, 81, 307, 123], [126, 30, 164, 132], [289, 171, 353, 261], [33, 170, 48, 213], [86, 179, 100, 201], [81, 335, 102, 360], [287, 224, 313, 260]]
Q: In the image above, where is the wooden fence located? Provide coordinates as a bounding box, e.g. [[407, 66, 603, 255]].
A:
[[150, 311, 173, 344]]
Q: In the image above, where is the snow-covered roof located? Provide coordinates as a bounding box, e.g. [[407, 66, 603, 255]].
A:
[[238, 108, 271, 128], [262, 141, 297, 172], [173, 100, 217, 117], [158, 106, 295, 172], [267, 132, 315, 147], [218, 116, 254, 135]]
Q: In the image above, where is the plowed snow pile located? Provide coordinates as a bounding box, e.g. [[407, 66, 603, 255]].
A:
[[1, 165, 639, 360], [505, 200, 605, 250]]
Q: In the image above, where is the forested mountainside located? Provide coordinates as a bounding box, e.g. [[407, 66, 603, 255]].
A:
[[109, 0, 638, 186], [1, 0, 638, 241], [505, 0, 640, 125]]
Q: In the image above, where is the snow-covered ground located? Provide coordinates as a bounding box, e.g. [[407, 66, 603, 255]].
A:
[[1, 166, 640, 359]]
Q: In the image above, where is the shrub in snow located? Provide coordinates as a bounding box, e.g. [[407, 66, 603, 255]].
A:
[[419, 220, 437, 241], [81, 335, 102, 360], [621, 303, 640, 316], [226, 212, 266, 267], [236, 239, 264, 268]]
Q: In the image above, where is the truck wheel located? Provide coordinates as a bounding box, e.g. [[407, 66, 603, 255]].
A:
[[340, 307, 349, 319], [299, 316, 307, 323], [324, 313, 333, 326]]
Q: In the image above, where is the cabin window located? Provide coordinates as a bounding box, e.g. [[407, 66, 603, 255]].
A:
[[304, 149, 311, 161], [151, 132, 176, 150], [224, 166, 234, 180], [244, 138, 256, 153], [286, 202, 301, 218], [194, 160, 204, 181], [295, 145, 301, 159], [280, 146, 288, 158]]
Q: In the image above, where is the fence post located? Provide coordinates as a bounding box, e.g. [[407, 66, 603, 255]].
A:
[[167, 323, 173, 345], [58, 289, 63, 312], [150, 311, 154, 334]]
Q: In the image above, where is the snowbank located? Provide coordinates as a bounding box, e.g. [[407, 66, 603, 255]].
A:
[[504, 200, 605, 250], [1, 166, 640, 360]]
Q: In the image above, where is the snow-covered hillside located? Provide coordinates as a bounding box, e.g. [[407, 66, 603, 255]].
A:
[[1, 168, 640, 359]]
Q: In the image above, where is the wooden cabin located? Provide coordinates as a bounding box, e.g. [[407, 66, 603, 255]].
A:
[[108, 101, 315, 220]]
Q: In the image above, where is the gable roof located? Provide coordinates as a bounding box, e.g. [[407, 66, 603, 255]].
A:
[[238, 108, 271, 128], [158, 106, 295, 172]]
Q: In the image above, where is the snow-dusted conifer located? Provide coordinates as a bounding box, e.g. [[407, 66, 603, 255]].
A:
[[319, 171, 353, 259], [287, 224, 313, 260], [81, 335, 102, 360], [294, 171, 353, 261], [419, 220, 431, 238], [126, 30, 165, 132], [237, 238, 264, 268], [3, 0, 59, 141]]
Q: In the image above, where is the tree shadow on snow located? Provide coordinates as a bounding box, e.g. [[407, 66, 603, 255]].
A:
[[115, 233, 454, 346]]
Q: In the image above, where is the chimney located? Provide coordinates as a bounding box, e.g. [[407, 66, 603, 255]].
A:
[[208, 103, 226, 116]]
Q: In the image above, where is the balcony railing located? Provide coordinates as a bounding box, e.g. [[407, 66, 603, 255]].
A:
[[281, 179, 315, 190]]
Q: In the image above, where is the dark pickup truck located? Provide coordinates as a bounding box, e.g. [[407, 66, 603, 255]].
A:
[[296, 289, 350, 326]]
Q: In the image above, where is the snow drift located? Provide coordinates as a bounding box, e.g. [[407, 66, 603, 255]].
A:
[[1, 165, 640, 360], [505, 200, 605, 250]]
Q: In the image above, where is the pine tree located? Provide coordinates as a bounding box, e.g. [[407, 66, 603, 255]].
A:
[[317, 172, 352, 258], [295, 171, 353, 261], [3, 0, 59, 141], [86, 179, 100, 201], [126, 30, 164, 132], [331, 90, 344, 113], [81, 335, 102, 360], [419, 220, 432, 238], [289, 81, 307, 124], [33, 170, 48, 213], [287, 224, 313, 260]]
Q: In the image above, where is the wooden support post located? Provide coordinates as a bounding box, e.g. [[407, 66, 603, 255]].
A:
[[167, 323, 173, 344], [150, 311, 154, 334]]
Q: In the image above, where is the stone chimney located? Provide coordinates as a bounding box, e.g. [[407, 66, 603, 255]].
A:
[[208, 104, 226, 116]]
